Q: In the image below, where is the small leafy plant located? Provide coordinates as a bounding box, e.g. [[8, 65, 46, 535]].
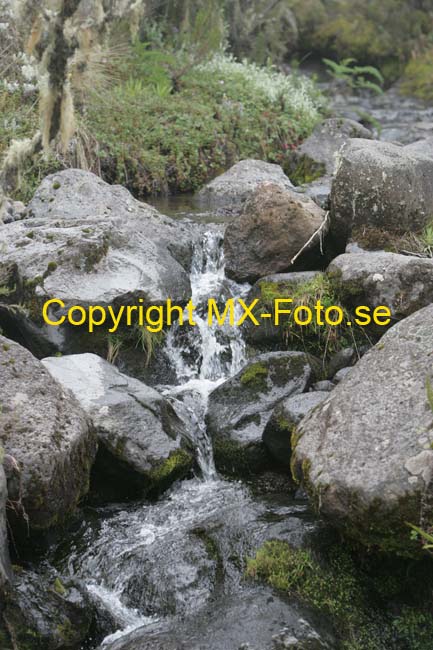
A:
[[323, 57, 384, 94]]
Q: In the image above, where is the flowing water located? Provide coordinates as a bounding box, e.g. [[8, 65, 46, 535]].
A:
[[36, 82, 433, 650], [41, 228, 326, 650]]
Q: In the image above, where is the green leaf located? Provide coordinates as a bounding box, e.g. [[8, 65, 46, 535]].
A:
[[353, 65, 385, 84], [357, 79, 384, 95], [407, 522, 433, 545]]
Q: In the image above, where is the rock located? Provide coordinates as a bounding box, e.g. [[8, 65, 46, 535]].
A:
[[224, 183, 326, 283], [207, 352, 316, 475], [311, 381, 334, 392], [330, 138, 433, 250], [0, 169, 196, 356], [292, 304, 433, 556], [0, 336, 97, 535], [263, 392, 329, 467], [99, 586, 333, 650], [1, 568, 92, 650], [300, 177, 332, 209], [197, 160, 294, 215], [42, 353, 194, 497], [332, 367, 352, 383], [0, 464, 11, 589], [262, 391, 329, 469], [326, 347, 357, 378], [242, 271, 321, 347], [2, 199, 26, 224], [328, 251, 433, 320], [289, 118, 373, 181]]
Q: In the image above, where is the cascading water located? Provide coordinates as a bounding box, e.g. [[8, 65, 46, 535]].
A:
[[44, 225, 324, 650], [162, 228, 249, 479]]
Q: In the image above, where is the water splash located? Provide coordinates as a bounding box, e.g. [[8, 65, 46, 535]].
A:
[[162, 229, 249, 478]]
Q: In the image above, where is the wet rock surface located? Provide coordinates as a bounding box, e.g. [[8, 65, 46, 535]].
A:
[[0, 335, 97, 535], [42, 353, 194, 497], [207, 352, 316, 474], [100, 586, 333, 650], [292, 303, 433, 556]]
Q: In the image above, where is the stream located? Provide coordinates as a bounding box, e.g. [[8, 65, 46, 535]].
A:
[[23, 83, 433, 650]]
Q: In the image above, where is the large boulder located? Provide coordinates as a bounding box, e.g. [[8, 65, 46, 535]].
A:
[[42, 354, 194, 497], [289, 118, 373, 182], [0, 463, 11, 589], [292, 304, 433, 556], [0, 336, 97, 535], [196, 160, 294, 215], [328, 251, 433, 321], [207, 352, 316, 475], [224, 183, 326, 283], [0, 170, 196, 356], [330, 138, 433, 250], [263, 392, 329, 468]]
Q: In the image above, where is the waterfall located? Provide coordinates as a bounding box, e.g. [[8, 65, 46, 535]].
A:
[[162, 229, 249, 479]]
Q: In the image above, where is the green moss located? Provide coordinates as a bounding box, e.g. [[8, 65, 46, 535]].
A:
[[246, 539, 433, 650], [53, 577, 67, 596], [213, 436, 270, 478], [240, 362, 269, 389], [289, 156, 325, 186], [148, 448, 193, 492]]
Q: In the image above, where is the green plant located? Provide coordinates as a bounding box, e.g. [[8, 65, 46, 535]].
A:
[[323, 57, 384, 94]]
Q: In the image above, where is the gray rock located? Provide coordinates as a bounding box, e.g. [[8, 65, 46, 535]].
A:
[[292, 304, 433, 556], [224, 183, 326, 283], [300, 177, 332, 209], [207, 352, 316, 475], [2, 199, 26, 224], [330, 138, 433, 249], [326, 347, 357, 378], [0, 170, 196, 355], [328, 251, 433, 320], [311, 380, 334, 392], [290, 118, 373, 179], [0, 463, 11, 589], [99, 586, 333, 650], [0, 336, 97, 534], [332, 367, 352, 383], [1, 568, 92, 649], [263, 392, 329, 467], [42, 353, 193, 494], [197, 160, 294, 215]]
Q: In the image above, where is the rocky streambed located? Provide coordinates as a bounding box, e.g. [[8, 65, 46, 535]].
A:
[[1, 84, 433, 650]]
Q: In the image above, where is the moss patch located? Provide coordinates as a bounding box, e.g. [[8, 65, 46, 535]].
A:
[[246, 538, 433, 650], [148, 448, 193, 493], [240, 362, 269, 389]]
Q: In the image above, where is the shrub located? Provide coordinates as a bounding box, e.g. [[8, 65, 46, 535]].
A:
[[401, 49, 433, 102], [84, 51, 324, 197]]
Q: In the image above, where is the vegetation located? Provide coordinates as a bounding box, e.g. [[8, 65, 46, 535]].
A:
[[253, 273, 369, 362], [247, 538, 433, 650], [323, 57, 384, 94], [290, 0, 433, 83], [401, 49, 433, 101]]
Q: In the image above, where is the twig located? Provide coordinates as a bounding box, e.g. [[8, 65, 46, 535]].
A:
[[290, 211, 330, 266]]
